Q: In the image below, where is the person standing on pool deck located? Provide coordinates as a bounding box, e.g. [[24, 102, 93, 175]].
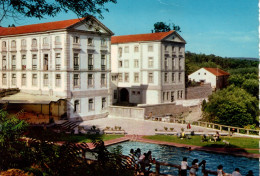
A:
[[180, 157, 188, 176], [232, 168, 242, 176], [189, 159, 199, 176]]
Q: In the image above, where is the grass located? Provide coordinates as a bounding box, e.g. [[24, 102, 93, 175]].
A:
[[143, 135, 259, 154]]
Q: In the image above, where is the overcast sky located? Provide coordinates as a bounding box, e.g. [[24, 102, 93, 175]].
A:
[[1, 0, 259, 58]]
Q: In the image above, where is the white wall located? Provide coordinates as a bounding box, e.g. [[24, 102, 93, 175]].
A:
[[188, 68, 216, 88]]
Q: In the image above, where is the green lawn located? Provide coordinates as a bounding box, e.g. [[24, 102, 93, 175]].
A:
[[143, 135, 259, 154]]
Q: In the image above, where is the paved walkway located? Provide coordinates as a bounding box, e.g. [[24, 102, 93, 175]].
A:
[[80, 116, 217, 135]]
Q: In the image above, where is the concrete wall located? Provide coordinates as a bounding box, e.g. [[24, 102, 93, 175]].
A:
[[186, 83, 212, 99], [139, 103, 189, 117], [109, 106, 145, 119]]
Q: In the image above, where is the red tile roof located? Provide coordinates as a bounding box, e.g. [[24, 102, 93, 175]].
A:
[[204, 67, 230, 76], [111, 30, 174, 44], [0, 18, 84, 36]]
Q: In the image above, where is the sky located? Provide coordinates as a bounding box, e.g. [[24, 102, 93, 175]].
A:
[[1, 0, 259, 58]]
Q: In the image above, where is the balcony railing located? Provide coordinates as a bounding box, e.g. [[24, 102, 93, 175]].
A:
[[31, 45, 38, 51], [88, 65, 93, 70], [2, 66, 6, 70], [12, 65, 16, 70], [74, 65, 79, 70], [55, 64, 61, 70], [32, 65, 37, 70], [164, 50, 169, 55], [21, 46, 27, 51], [100, 45, 108, 51], [2, 47, 7, 51], [101, 65, 106, 71]]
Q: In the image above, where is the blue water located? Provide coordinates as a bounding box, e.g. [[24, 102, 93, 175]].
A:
[[108, 141, 259, 176]]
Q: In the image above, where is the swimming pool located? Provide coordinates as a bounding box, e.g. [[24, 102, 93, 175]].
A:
[[108, 141, 259, 176]]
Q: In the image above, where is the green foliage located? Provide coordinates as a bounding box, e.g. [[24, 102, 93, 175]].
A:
[[153, 21, 181, 32], [242, 79, 259, 97], [0, 0, 117, 21], [228, 74, 245, 87], [203, 86, 258, 127]]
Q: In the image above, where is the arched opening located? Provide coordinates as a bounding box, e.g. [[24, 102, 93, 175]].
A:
[[120, 88, 129, 102]]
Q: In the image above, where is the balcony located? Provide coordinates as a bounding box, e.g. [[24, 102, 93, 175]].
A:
[[179, 52, 184, 57], [32, 65, 37, 70], [55, 64, 60, 70], [100, 45, 108, 52], [2, 66, 6, 70], [172, 51, 176, 57], [42, 44, 50, 50], [21, 46, 27, 51], [22, 65, 26, 70], [88, 65, 93, 70], [2, 47, 7, 52], [101, 65, 106, 71], [164, 50, 169, 55], [87, 44, 95, 52], [72, 43, 81, 50], [12, 65, 16, 70], [11, 46, 17, 52], [31, 45, 38, 51], [74, 65, 79, 70]]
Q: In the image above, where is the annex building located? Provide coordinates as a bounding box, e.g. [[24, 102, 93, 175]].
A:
[[0, 16, 113, 122], [111, 31, 186, 105]]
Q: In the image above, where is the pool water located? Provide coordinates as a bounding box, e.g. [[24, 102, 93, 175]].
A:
[[108, 141, 259, 176]]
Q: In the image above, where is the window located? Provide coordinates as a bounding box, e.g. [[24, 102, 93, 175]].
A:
[[204, 73, 206, 75], [165, 45, 168, 51], [88, 98, 94, 111], [102, 97, 106, 109], [2, 74, 7, 85], [172, 46, 176, 53], [134, 59, 139, 68], [88, 54, 93, 70], [124, 46, 129, 53], [112, 75, 117, 81], [171, 91, 175, 102], [2, 41, 6, 48], [134, 46, 139, 52], [137, 91, 140, 95], [179, 58, 182, 69], [163, 92, 166, 101], [74, 100, 80, 113], [172, 58, 175, 70], [118, 60, 123, 68], [164, 58, 168, 70], [21, 39, 26, 47], [134, 73, 139, 83], [118, 47, 122, 57], [73, 53, 79, 70], [118, 73, 122, 82], [114, 90, 118, 99], [22, 74, 26, 86], [88, 74, 94, 87], [32, 54, 37, 70], [167, 92, 169, 101], [124, 60, 129, 68], [73, 74, 80, 87], [32, 74, 37, 86], [11, 40, 16, 47], [55, 36, 61, 43], [55, 53, 61, 70], [73, 36, 80, 44], [148, 73, 153, 83], [11, 55, 16, 70], [101, 54, 106, 70], [198, 72, 200, 75], [2, 56, 6, 70], [132, 91, 136, 95], [32, 38, 37, 46], [43, 74, 48, 87], [22, 55, 26, 70], [180, 91, 183, 99], [42, 54, 48, 70], [101, 38, 106, 46], [179, 73, 182, 82], [172, 73, 175, 82], [148, 45, 153, 52], [164, 73, 168, 83], [124, 73, 129, 82], [43, 37, 48, 45], [88, 38, 93, 45], [55, 74, 61, 87], [12, 74, 16, 86], [101, 73, 106, 86], [148, 57, 153, 68]]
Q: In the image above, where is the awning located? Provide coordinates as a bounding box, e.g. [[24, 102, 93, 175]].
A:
[[0, 92, 63, 104]]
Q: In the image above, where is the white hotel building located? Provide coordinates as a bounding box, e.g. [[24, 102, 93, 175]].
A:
[[111, 31, 186, 105], [0, 16, 113, 121]]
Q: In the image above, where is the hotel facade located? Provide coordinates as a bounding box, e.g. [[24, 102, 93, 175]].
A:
[[111, 31, 186, 105], [0, 16, 113, 121]]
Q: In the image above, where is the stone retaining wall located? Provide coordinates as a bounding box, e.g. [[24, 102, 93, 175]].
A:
[[186, 83, 212, 99]]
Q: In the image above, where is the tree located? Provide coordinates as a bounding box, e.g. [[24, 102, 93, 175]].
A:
[[242, 79, 259, 98], [203, 86, 258, 127], [0, 0, 117, 22], [153, 21, 181, 32]]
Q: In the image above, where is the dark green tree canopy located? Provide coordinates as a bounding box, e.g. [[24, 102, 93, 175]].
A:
[[0, 0, 117, 22], [153, 21, 181, 32]]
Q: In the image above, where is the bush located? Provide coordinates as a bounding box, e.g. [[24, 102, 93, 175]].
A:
[[164, 127, 168, 131]]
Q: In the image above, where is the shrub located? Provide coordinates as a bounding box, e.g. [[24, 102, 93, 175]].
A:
[[164, 127, 168, 131], [170, 128, 174, 131]]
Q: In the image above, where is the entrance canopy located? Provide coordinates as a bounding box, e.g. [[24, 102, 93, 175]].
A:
[[0, 92, 62, 104]]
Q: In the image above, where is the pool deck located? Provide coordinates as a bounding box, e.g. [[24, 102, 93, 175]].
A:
[[91, 135, 260, 159]]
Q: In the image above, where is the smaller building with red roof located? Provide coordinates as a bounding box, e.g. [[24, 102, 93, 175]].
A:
[[188, 67, 230, 90]]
